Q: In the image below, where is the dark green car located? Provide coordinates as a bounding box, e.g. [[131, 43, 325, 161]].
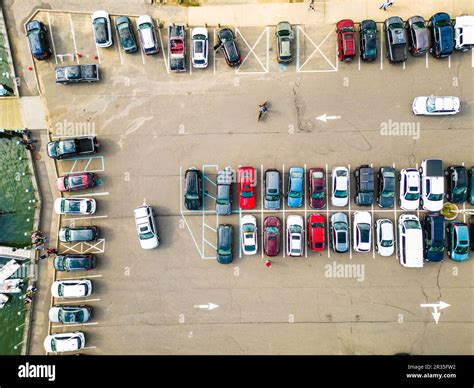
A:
[[116, 16, 138, 53], [54, 254, 97, 271], [445, 166, 467, 204], [217, 224, 233, 264]]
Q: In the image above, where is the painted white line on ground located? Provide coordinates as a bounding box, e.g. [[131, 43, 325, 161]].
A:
[[213, 28, 216, 74], [282, 164, 286, 258], [448, 55, 451, 68], [157, 26, 169, 74], [67, 192, 109, 198], [425, 52, 429, 68], [393, 163, 398, 257], [58, 274, 103, 281], [358, 53, 361, 71], [371, 163, 375, 259], [46, 12, 58, 64], [51, 322, 99, 329], [54, 298, 100, 304], [326, 164, 330, 259], [403, 61, 405, 70], [304, 163, 308, 258], [380, 34, 383, 70], [64, 215, 108, 222], [235, 27, 269, 74], [68, 14, 79, 64], [297, 27, 337, 72], [204, 223, 216, 233], [348, 163, 352, 259], [114, 21, 124, 65], [261, 164, 264, 259], [416, 163, 420, 219]]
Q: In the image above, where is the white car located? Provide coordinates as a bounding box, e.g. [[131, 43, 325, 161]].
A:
[[191, 27, 209, 68], [454, 15, 474, 51], [398, 168, 420, 210], [240, 215, 257, 255], [398, 214, 423, 268], [353, 211, 372, 253], [331, 167, 349, 207], [49, 306, 92, 324], [134, 204, 160, 249], [375, 219, 394, 257], [51, 280, 93, 299], [44, 332, 85, 353], [54, 197, 96, 215], [137, 15, 160, 55], [286, 215, 304, 257], [412, 96, 461, 116], [92, 11, 113, 48], [420, 159, 444, 212]]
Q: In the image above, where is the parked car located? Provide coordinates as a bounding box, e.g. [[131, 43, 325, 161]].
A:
[[377, 166, 395, 208], [308, 214, 325, 252], [57, 172, 96, 192], [26, 20, 51, 60], [216, 28, 242, 66], [54, 255, 97, 272], [359, 19, 377, 61], [336, 19, 356, 62], [407, 16, 430, 56], [454, 15, 474, 51], [55, 64, 100, 84], [468, 167, 474, 205], [412, 96, 461, 115], [191, 27, 209, 68], [92, 10, 113, 48], [264, 169, 281, 210], [51, 279, 92, 298], [375, 219, 394, 257], [287, 166, 304, 208], [169, 24, 186, 72], [216, 168, 233, 215], [184, 169, 202, 210], [49, 305, 92, 324], [59, 227, 99, 243], [398, 168, 420, 210], [354, 165, 374, 206], [330, 212, 349, 253], [286, 215, 304, 257], [308, 168, 326, 209], [263, 216, 281, 257], [445, 165, 467, 203], [384, 16, 408, 63], [217, 224, 233, 264], [331, 167, 349, 207], [44, 332, 85, 353], [47, 137, 98, 159], [353, 211, 372, 253], [238, 167, 256, 210], [137, 15, 159, 55], [116, 16, 138, 53], [419, 159, 444, 211], [429, 12, 454, 58], [276, 21, 293, 63], [446, 221, 470, 261], [423, 214, 445, 262], [398, 214, 424, 268], [133, 203, 159, 249], [240, 215, 257, 255], [54, 198, 96, 215]]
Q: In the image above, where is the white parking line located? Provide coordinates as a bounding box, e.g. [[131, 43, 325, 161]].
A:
[[416, 163, 420, 219], [261, 164, 264, 259], [157, 26, 169, 74], [448, 55, 451, 68], [51, 322, 99, 329], [57, 274, 103, 281], [235, 27, 269, 74], [425, 52, 429, 69], [380, 35, 383, 70], [402, 61, 405, 70], [64, 215, 108, 222], [54, 298, 100, 304], [462, 162, 466, 223], [67, 192, 109, 198], [326, 164, 330, 259], [204, 223, 216, 233], [297, 27, 337, 72], [68, 14, 79, 64], [393, 163, 398, 258], [213, 28, 216, 75], [304, 163, 308, 258], [46, 12, 58, 64], [371, 163, 375, 259], [282, 164, 286, 258], [348, 164, 352, 259], [60, 239, 106, 254], [358, 54, 361, 71], [114, 22, 125, 65]]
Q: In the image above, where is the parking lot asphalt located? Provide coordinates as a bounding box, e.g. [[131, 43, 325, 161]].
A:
[[10, 7, 474, 354]]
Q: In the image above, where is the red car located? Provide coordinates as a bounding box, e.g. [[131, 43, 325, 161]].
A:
[[337, 19, 356, 62], [57, 173, 96, 192], [238, 167, 256, 209], [308, 214, 325, 251], [308, 167, 326, 209], [263, 216, 281, 257]]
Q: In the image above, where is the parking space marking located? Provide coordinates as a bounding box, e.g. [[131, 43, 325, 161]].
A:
[[296, 27, 337, 73], [304, 163, 308, 258], [66, 192, 110, 198], [52, 322, 99, 329], [54, 298, 100, 305], [325, 164, 330, 259], [282, 164, 286, 258], [204, 223, 216, 233], [403, 61, 405, 70], [348, 164, 353, 260], [157, 26, 169, 74], [235, 27, 270, 74], [68, 14, 79, 64], [380, 34, 383, 70], [462, 162, 466, 223], [56, 275, 103, 281], [260, 164, 264, 259], [393, 163, 398, 258], [64, 215, 108, 222], [416, 163, 420, 219], [114, 22, 125, 65], [448, 55, 451, 69], [425, 53, 429, 69], [46, 12, 58, 64], [58, 156, 105, 174], [371, 163, 375, 259], [202, 164, 218, 260], [59, 239, 106, 254]]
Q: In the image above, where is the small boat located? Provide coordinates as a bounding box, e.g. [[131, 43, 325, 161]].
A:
[[0, 278, 23, 293], [0, 293, 9, 308], [0, 259, 20, 282]]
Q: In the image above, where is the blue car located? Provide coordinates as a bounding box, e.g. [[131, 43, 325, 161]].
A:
[[423, 214, 445, 262], [446, 221, 470, 262], [468, 167, 474, 205], [429, 13, 454, 58], [26, 20, 52, 60], [287, 167, 304, 208]]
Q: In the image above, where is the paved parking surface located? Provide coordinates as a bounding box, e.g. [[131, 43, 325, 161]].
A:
[[18, 7, 474, 355]]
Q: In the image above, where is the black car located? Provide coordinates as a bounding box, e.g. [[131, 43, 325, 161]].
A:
[[423, 214, 445, 262], [26, 20, 52, 60], [429, 12, 454, 58], [217, 224, 233, 264], [53, 254, 97, 272], [55, 64, 100, 84], [184, 169, 202, 210], [445, 165, 467, 204], [359, 20, 377, 61], [116, 16, 138, 53], [469, 215, 474, 251], [216, 28, 242, 67], [377, 166, 396, 208], [407, 16, 430, 56], [354, 165, 374, 206], [384, 16, 408, 63]]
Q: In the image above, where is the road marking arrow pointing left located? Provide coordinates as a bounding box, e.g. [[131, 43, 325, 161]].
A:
[[316, 114, 341, 123]]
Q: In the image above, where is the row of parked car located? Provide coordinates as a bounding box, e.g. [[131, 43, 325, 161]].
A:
[[184, 161, 474, 214], [337, 13, 473, 63], [215, 212, 473, 266]]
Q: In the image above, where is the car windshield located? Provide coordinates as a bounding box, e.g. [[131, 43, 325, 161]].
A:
[[139, 232, 155, 240], [334, 222, 347, 231], [426, 97, 437, 112], [289, 190, 301, 198], [93, 18, 108, 43], [139, 22, 152, 30], [312, 191, 324, 199], [335, 190, 347, 198], [382, 191, 394, 198], [405, 192, 419, 201], [266, 226, 279, 234], [242, 224, 255, 233], [241, 190, 253, 198], [289, 225, 301, 234], [455, 245, 469, 254], [404, 220, 421, 229], [428, 193, 443, 201], [381, 239, 393, 247], [219, 29, 234, 42], [358, 224, 370, 242], [58, 284, 64, 297], [311, 222, 324, 229], [50, 339, 57, 352]]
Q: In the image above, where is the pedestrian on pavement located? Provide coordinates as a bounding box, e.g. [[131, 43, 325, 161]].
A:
[[379, 0, 395, 11], [35, 242, 45, 251], [25, 295, 32, 304], [46, 248, 57, 256], [27, 285, 37, 294], [39, 253, 47, 260], [265, 260, 272, 268], [308, 0, 315, 11]]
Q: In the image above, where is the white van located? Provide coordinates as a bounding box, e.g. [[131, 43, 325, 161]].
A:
[[454, 15, 474, 51], [397, 214, 423, 268], [137, 15, 160, 55]]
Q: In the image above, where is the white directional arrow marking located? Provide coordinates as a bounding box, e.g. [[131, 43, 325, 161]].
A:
[[316, 114, 341, 122], [420, 301, 450, 324], [194, 303, 219, 311], [432, 311, 441, 324]]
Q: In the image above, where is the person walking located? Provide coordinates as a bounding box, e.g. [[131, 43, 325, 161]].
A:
[[379, 0, 395, 11], [308, 0, 315, 11]]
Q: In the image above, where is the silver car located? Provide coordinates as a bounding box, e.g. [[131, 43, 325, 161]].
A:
[[264, 169, 281, 209], [276, 21, 293, 63], [216, 168, 233, 215], [330, 212, 349, 253]]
